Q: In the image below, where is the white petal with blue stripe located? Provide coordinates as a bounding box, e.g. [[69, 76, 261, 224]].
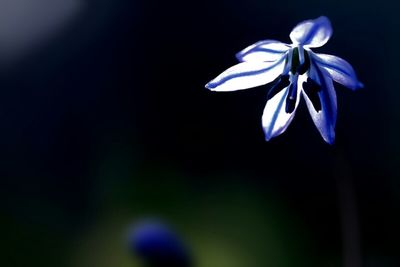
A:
[[313, 53, 363, 90], [206, 57, 286, 92], [289, 16, 332, 48], [304, 66, 337, 144], [262, 77, 302, 140], [236, 40, 290, 62]]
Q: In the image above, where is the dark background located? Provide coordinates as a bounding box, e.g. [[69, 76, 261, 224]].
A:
[[1, 0, 399, 266]]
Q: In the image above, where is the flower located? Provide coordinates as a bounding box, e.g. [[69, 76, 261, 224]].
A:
[[127, 220, 192, 267], [205, 16, 363, 144]]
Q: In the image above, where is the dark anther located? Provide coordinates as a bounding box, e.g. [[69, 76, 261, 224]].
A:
[[297, 50, 310, 75], [303, 78, 322, 112], [285, 82, 297, 113], [307, 77, 321, 92], [290, 47, 299, 74], [267, 75, 290, 100]]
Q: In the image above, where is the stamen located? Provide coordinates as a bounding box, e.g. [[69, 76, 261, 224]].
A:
[[267, 75, 290, 100], [298, 46, 304, 65], [297, 50, 310, 75], [303, 78, 321, 112], [290, 47, 299, 74], [285, 81, 297, 113], [307, 77, 321, 92]]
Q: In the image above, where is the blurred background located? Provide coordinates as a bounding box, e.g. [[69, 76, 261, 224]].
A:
[[0, 0, 399, 266]]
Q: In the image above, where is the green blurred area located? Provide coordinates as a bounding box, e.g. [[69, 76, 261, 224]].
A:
[[3, 145, 316, 267], [72, 152, 315, 267]]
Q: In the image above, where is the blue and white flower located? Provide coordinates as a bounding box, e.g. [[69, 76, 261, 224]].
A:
[[205, 16, 363, 144]]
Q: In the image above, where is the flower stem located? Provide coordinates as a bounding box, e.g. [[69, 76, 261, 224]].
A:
[[333, 150, 362, 267]]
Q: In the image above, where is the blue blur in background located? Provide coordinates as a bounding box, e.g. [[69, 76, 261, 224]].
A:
[[128, 221, 191, 267], [0, 0, 399, 267]]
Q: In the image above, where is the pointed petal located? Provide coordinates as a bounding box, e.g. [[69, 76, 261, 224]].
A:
[[312, 53, 363, 90], [262, 76, 301, 140], [236, 40, 290, 62], [205, 56, 286, 92], [289, 16, 332, 48], [303, 66, 337, 144]]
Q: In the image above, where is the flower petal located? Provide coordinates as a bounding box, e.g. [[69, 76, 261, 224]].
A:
[[312, 53, 363, 90], [262, 76, 301, 140], [289, 16, 332, 48], [205, 56, 286, 92], [303, 65, 337, 144], [236, 40, 290, 62]]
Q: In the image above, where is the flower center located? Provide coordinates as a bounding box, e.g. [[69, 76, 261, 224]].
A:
[[290, 47, 310, 75], [266, 47, 313, 114]]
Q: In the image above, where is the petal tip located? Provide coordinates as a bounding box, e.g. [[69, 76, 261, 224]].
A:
[[264, 133, 272, 142], [263, 125, 285, 142], [323, 129, 336, 145], [235, 52, 244, 62], [325, 138, 335, 145], [349, 81, 364, 91], [290, 15, 333, 47], [205, 82, 215, 90], [262, 124, 275, 141], [313, 16, 332, 31], [317, 15, 331, 23]]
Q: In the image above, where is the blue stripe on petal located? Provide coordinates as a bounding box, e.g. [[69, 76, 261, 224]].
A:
[[236, 40, 290, 62], [207, 58, 282, 88], [317, 67, 336, 144], [263, 75, 301, 141], [315, 59, 352, 76], [313, 53, 363, 90], [205, 55, 287, 92], [303, 62, 337, 144], [302, 22, 322, 46], [265, 89, 288, 140], [289, 16, 332, 48], [251, 47, 286, 54]]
